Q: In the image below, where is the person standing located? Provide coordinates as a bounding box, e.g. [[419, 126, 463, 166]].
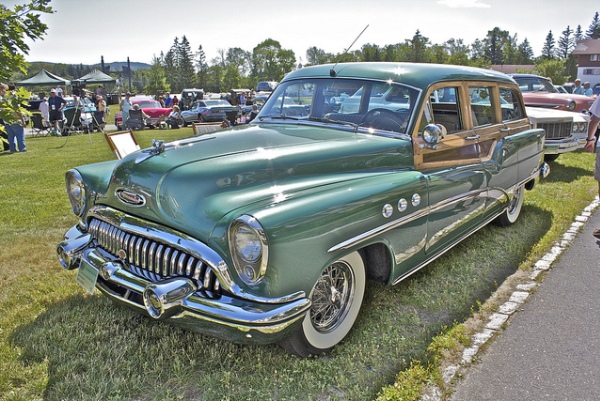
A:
[[573, 79, 584, 95], [1, 83, 27, 153], [38, 95, 49, 125], [584, 95, 600, 237], [164, 92, 172, 108], [583, 82, 594, 97], [96, 95, 107, 129], [120, 92, 132, 129], [48, 88, 66, 136]]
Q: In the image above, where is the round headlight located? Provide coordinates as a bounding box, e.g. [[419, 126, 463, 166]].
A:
[[66, 169, 86, 217], [566, 100, 576, 111], [228, 215, 268, 285]]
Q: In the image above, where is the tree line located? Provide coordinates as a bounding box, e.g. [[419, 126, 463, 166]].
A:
[[6, 5, 600, 95]]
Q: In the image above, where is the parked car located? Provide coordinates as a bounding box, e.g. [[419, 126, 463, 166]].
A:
[[57, 62, 548, 357], [509, 73, 596, 113], [62, 96, 96, 128], [114, 96, 172, 129], [180, 88, 205, 110], [525, 106, 590, 161], [256, 80, 278, 93], [180, 99, 241, 125]]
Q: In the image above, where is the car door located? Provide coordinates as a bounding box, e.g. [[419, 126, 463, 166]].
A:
[[413, 83, 490, 256]]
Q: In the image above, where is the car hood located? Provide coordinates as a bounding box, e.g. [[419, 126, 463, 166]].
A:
[[99, 123, 413, 239], [525, 106, 590, 123]]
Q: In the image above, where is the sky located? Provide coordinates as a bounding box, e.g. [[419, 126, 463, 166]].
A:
[[4, 0, 599, 67]]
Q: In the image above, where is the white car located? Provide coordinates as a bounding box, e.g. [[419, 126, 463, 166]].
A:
[[525, 107, 590, 161]]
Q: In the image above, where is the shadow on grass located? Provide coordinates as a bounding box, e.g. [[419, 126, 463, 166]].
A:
[[8, 206, 552, 401], [544, 155, 593, 184]]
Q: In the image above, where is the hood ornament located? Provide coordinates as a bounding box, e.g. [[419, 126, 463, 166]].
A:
[[135, 139, 166, 164]]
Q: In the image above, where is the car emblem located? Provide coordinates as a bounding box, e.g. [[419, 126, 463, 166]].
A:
[[115, 188, 146, 207]]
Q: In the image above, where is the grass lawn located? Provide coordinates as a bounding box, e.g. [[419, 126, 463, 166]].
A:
[[0, 129, 597, 401]]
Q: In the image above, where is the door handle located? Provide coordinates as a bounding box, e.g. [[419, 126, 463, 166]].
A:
[[466, 135, 480, 140]]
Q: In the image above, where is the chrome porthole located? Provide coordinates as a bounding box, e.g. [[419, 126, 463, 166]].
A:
[[382, 204, 393, 218], [398, 198, 408, 212], [412, 193, 421, 207]]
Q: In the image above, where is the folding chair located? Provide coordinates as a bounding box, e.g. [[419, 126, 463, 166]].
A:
[[126, 109, 145, 130], [62, 108, 84, 135], [31, 114, 51, 137]]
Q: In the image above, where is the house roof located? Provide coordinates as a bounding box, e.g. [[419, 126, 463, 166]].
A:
[[490, 65, 536, 75], [573, 39, 600, 54]]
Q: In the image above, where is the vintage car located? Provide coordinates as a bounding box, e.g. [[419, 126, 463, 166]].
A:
[[180, 99, 241, 125], [114, 97, 172, 129], [510, 73, 596, 113], [525, 106, 590, 161], [57, 63, 548, 357]]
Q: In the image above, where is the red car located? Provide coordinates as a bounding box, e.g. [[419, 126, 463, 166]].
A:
[[115, 96, 172, 129], [510, 74, 596, 113]]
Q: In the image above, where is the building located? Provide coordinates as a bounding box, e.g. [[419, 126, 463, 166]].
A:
[[572, 39, 600, 94]]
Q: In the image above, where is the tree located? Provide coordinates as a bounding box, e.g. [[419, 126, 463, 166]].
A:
[[535, 58, 568, 84], [144, 55, 170, 96], [557, 26, 575, 59], [409, 30, 430, 63], [516, 38, 534, 64], [444, 38, 471, 66], [0, 0, 52, 82], [251, 39, 295, 83], [541, 30, 556, 59], [575, 25, 584, 44], [178, 36, 197, 90], [305, 47, 332, 66], [585, 11, 600, 39], [195, 45, 209, 90], [483, 27, 510, 64]]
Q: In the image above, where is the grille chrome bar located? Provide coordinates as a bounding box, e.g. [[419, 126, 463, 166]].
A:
[[88, 218, 221, 295], [539, 122, 571, 140]]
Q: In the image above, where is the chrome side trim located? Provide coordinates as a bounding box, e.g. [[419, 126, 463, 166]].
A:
[[327, 208, 430, 253]]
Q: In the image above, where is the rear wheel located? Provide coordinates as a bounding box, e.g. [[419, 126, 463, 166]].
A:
[[280, 251, 366, 357], [495, 184, 524, 226]]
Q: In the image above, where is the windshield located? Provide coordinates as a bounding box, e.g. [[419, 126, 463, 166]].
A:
[[257, 78, 420, 135], [514, 77, 557, 93], [135, 100, 162, 109]]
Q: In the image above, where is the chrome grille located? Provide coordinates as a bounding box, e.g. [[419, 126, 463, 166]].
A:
[[89, 218, 221, 295], [539, 122, 572, 140]]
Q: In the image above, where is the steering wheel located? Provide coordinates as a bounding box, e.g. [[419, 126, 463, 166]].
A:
[[361, 108, 407, 132]]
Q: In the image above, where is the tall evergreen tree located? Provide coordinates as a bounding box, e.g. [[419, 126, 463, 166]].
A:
[[575, 25, 584, 43], [585, 11, 600, 39], [557, 26, 575, 59], [195, 45, 209, 90], [483, 27, 510, 64], [541, 30, 556, 59], [514, 38, 534, 64], [178, 36, 197, 90]]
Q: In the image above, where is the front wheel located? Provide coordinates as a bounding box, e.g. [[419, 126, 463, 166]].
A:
[[280, 251, 366, 357], [495, 184, 524, 226]]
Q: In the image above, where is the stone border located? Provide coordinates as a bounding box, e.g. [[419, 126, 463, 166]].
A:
[[423, 197, 600, 400]]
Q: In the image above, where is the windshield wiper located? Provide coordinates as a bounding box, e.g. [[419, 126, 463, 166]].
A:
[[312, 116, 359, 129], [259, 114, 300, 121]]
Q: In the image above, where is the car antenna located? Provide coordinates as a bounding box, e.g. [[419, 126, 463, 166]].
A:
[[330, 24, 369, 77]]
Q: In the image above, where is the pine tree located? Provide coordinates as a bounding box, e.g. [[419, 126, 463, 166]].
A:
[[557, 26, 574, 59], [178, 36, 197, 90], [542, 30, 556, 59], [585, 11, 600, 39]]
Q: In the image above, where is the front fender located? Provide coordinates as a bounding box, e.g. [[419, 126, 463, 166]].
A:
[[211, 170, 428, 297]]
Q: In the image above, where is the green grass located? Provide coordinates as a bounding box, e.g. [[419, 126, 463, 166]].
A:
[[0, 131, 596, 401]]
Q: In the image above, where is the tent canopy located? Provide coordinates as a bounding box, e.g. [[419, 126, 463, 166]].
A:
[[16, 69, 71, 86], [75, 69, 115, 85]]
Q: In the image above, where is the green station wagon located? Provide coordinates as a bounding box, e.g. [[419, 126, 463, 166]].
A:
[[57, 62, 549, 356]]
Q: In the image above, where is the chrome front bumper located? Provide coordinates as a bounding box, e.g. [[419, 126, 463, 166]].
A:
[[57, 225, 310, 345]]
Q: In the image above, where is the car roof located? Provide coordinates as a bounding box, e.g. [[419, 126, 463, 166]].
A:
[[509, 73, 546, 79], [284, 62, 517, 89]]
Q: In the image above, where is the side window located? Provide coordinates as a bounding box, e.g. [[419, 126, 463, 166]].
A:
[[469, 86, 493, 127], [425, 87, 462, 133], [500, 87, 524, 121]]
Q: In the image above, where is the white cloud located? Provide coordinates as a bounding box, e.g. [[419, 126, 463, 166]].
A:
[[437, 0, 491, 8]]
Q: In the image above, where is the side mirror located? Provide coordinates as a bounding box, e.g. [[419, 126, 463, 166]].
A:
[[422, 124, 447, 144]]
